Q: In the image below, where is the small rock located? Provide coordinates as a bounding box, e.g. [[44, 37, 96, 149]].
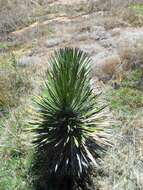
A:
[[17, 56, 41, 67], [111, 28, 121, 36], [45, 37, 64, 48], [78, 43, 105, 55], [90, 31, 110, 40], [117, 30, 143, 48], [90, 26, 111, 41], [73, 32, 90, 41], [99, 39, 114, 49]]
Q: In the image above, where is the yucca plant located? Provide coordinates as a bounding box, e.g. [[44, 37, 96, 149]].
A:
[[31, 48, 110, 190]]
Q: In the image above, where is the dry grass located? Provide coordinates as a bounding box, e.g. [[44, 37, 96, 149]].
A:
[[103, 8, 143, 30], [116, 8, 143, 27], [112, 43, 143, 83], [99, 1, 143, 30], [99, 117, 143, 190], [0, 0, 54, 35], [0, 53, 33, 112], [0, 0, 34, 34], [92, 55, 121, 82], [97, 67, 143, 189], [0, 102, 33, 190], [119, 44, 143, 67], [0, 1, 143, 190], [0, 0, 142, 36]]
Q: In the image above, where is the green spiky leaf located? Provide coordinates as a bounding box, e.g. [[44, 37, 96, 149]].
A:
[[31, 48, 111, 190]]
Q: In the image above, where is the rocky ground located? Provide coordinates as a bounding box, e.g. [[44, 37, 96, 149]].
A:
[[4, 0, 142, 82]]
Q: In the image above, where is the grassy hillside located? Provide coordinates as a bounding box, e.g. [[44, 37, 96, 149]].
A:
[[0, 0, 143, 189]]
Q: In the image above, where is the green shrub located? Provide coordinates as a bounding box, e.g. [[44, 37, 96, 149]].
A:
[[31, 48, 110, 190]]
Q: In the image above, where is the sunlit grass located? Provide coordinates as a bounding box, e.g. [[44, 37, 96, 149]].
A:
[[129, 3, 143, 16], [0, 108, 33, 190], [107, 68, 143, 116]]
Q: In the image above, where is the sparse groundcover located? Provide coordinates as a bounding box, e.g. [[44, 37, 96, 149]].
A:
[[0, 51, 38, 190], [30, 48, 111, 190], [101, 67, 143, 190], [0, 53, 33, 113], [107, 2, 143, 29], [122, 69, 143, 90], [0, 1, 143, 190], [0, 107, 33, 190], [0, 41, 30, 54], [0, 0, 34, 34], [126, 3, 143, 26], [108, 86, 143, 112], [107, 68, 143, 117], [0, 42, 9, 52], [0, 55, 42, 189], [129, 3, 143, 16]]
